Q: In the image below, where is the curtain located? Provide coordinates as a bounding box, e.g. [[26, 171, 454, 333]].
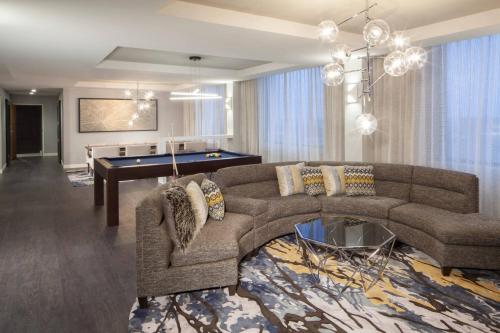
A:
[[234, 67, 343, 162], [233, 80, 259, 154], [183, 85, 226, 136], [365, 34, 500, 217]]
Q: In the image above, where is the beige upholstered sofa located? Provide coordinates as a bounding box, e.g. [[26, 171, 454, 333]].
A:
[[135, 162, 500, 308]]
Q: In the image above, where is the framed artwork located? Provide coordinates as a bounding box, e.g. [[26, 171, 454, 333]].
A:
[[78, 98, 158, 133]]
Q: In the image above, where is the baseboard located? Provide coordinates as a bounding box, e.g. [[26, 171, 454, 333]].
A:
[[17, 153, 42, 157], [62, 163, 87, 170], [43, 152, 58, 157], [0, 163, 6, 174]]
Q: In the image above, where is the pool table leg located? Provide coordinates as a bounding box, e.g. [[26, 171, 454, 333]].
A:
[[106, 177, 119, 226], [94, 172, 104, 206]]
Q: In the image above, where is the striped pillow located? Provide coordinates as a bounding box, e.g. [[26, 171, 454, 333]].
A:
[[276, 162, 305, 196], [300, 166, 326, 196], [344, 165, 376, 196], [200, 179, 225, 221], [320, 165, 346, 196]]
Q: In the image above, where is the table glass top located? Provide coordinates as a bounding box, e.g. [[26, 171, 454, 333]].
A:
[[295, 217, 395, 249]]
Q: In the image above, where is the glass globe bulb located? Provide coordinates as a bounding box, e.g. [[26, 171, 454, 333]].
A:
[[318, 20, 339, 43], [331, 43, 352, 63], [128, 120, 134, 127], [321, 62, 345, 86], [389, 31, 410, 51], [144, 91, 154, 100], [363, 19, 390, 46], [124, 90, 132, 97], [356, 113, 378, 135], [384, 50, 408, 76], [405, 46, 427, 70]]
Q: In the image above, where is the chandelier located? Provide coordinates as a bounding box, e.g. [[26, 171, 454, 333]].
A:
[[169, 56, 222, 101], [318, 2, 427, 135], [124, 82, 155, 127]]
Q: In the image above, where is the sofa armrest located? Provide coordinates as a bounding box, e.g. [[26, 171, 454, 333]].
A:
[[136, 186, 173, 297], [224, 195, 268, 216]]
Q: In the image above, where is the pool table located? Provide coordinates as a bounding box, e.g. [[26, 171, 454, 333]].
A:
[[93, 150, 262, 226]]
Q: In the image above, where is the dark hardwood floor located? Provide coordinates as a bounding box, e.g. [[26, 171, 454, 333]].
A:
[[0, 157, 158, 332]]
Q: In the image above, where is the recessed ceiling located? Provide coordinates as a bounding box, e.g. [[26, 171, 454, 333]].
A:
[[104, 47, 270, 70], [182, 0, 500, 32], [8, 88, 62, 97]]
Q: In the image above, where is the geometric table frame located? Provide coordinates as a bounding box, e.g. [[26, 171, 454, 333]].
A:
[[295, 218, 396, 297]]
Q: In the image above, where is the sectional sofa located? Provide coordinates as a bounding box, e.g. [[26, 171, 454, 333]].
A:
[[135, 162, 500, 308]]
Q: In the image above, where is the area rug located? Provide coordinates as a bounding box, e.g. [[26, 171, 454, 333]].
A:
[[128, 235, 500, 333], [66, 169, 93, 187]]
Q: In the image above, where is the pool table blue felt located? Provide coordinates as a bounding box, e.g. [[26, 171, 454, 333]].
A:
[[103, 151, 247, 167]]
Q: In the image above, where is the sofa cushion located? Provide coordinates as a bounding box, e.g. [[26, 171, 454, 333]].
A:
[[276, 163, 305, 196], [201, 179, 225, 221], [389, 203, 500, 247], [319, 195, 406, 219], [411, 166, 478, 213], [171, 212, 253, 267], [265, 194, 321, 221]]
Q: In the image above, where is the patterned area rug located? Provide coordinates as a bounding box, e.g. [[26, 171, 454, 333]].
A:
[[129, 235, 500, 333], [66, 170, 93, 187]]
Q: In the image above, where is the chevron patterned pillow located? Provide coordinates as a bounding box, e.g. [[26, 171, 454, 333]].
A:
[[201, 179, 225, 221], [300, 166, 326, 196], [344, 165, 376, 196]]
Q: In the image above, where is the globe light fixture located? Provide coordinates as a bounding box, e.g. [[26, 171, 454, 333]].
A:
[[389, 31, 410, 51], [363, 19, 390, 46], [321, 62, 345, 86], [318, 20, 339, 43], [405, 46, 427, 70], [331, 43, 352, 63], [317, 2, 427, 135], [384, 51, 408, 77], [356, 113, 378, 135]]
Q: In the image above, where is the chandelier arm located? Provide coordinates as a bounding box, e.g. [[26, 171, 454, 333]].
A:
[[337, 3, 377, 27], [357, 72, 386, 99]]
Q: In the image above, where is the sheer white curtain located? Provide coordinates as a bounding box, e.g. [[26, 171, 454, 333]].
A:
[[233, 80, 259, 154], [183, 85, 226, 136], [256, 67, 343, 162], [366, 34, 500, 217]]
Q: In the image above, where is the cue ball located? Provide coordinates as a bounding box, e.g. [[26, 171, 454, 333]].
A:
[[136, 159, 141, 164]]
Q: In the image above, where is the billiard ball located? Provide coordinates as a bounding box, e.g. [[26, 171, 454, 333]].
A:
[[136, 159, 141, 164]]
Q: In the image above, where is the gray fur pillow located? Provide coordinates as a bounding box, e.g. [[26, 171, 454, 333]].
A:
[[161, 186, 198, 251]]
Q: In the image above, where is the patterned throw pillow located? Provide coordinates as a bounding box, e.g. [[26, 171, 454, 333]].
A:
[[200, 179, 225, 221], [320, 165, 346, 196], [344, 165, 376, 196], [300, 166, 326, 196], [276, 162, 305, 196]]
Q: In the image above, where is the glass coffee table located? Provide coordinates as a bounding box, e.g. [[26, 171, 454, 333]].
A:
[[294, 217, 396, 296]]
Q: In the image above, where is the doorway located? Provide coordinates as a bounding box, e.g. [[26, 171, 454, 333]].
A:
[[13, 105, 43, 157]]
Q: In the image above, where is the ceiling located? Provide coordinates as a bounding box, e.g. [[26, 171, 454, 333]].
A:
[[105, 47, 269, 70], [182, 0, 500, 32], [0, 0, 499, 94]]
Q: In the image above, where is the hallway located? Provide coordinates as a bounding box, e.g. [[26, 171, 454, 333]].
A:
[[0, 157, 157, 332]]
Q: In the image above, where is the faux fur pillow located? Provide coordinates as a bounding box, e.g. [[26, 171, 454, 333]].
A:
[[161, 185, 200, 251]]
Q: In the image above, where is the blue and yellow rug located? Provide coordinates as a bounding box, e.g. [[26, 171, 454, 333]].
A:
[[129, 235, 500, 332]]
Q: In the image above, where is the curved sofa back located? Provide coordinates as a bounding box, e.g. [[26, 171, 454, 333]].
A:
[[214, 162, 479, 214]]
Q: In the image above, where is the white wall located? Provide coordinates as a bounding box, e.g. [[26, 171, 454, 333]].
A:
[[62, 87, 184, 166], [0, 88, 10, 171], [10, 94, 59, 155]]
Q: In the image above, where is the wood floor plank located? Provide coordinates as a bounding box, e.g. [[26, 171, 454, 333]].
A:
[[0, 157, 156, 333]]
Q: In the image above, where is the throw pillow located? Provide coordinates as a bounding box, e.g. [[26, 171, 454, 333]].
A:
[[161, 186, 200, 250], [301, 166, 326, 196], [344, 165, 376, 196], [320, 165, 346, 196], [200, 179, 225, 221], [276, 162, 305, 196], [186, 181, 209, 228]]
